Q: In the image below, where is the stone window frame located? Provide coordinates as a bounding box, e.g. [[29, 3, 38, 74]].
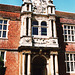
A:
[[41, 21, 47, 35], [32, 20, 39, 35], [32, 20, 48, 37], [0, 19, 9, 39], [65, 53, 75, 73], [63, 24, 75, 42], [0, 51, 6, 67]]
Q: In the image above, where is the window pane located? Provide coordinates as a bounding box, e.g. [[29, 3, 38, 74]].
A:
[[67, 62, 70, 72], [0, 31, 1, 37], [41, 28, 47, 35], [41, 21, 47, 26], [1, 52, 4, 59], [0, 20, 3, 24], [66, 54, 69, 61], [74, 54, 75, 61], [0, 25, 2, 30], [74, 26, 75, 29], [71, 26, 73, 29], [32, 21, 38, 25], [64, 35, 67, 41], [64, 30, 67, 34], [32, 27, 38, 35], [72, 36, 74, 41], [68, 26, 70, 29], [64, 26, 67, 29], [71, 62, 74, 71], [68, 30, 70, 34], [71, 30, 74, 35], [2, 31, 6, 37], [70, 54, 73, 61], [4, 20, 7, 24], [68, 36, 71, 41], [3, 25, 7, 30], [74, 62, 75, 70]]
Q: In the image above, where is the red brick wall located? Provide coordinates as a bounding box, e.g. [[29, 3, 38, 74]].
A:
[[56, 17, 75, 75], [5, 52, 19, 75], [0, 20, 21, 49], [65, 43, 75, 51]]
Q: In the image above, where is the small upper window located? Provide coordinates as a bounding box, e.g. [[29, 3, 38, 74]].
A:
[[41, 21, 47, 26], [32, 21, 38, 35], [41, 21, 47, 35], [0, 20, 8, 38], [32, 21, 38, 26], [63, 25, 75, 42], [32, 21, 47, 36]]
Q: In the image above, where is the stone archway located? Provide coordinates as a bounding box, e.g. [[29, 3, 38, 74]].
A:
[[32, 55, 47, 75]]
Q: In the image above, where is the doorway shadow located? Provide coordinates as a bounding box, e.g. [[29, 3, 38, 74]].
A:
[[31, 55, 47, 75], [0, 56, 6, 75]]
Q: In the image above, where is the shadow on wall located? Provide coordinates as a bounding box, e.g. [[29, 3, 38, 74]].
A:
[[56, 17, 70, 75], [0, 56, 6, 75]]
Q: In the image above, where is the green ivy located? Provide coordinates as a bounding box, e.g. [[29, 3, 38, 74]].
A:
[[0, 56, 4, 68]]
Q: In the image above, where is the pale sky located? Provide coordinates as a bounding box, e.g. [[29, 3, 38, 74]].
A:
[[0, 0, 75, 13]]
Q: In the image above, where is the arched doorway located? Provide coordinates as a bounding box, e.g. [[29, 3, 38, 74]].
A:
[[32, 55, 47, 75]]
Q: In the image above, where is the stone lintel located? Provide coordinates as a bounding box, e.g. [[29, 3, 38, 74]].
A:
[[50, 51, 58, 55]]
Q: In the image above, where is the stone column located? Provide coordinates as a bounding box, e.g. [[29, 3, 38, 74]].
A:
[[53, 20, 57, 37], [22, 54, 25, 75], [25, 4, 27, 11], [20, 17, 24, 37], [53, 7, 55, 14], [23, 17, 26, 36], [48, 7, 51, 14], [19, 53, 22, 75], [39, 20, 41, 35], [27, 54, 31, 75], [49, 57, 51, 75], [29, 4, 31, 11], [46, 60, 49, 75], [49, 20, 52, 37], [50, 55, 54, 75], [28, 17, 31, 36], [55, 55, 59, 75]]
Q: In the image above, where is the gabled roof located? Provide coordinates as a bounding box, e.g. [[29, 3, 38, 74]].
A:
[[55, 11, 75, 19], [0, 4, 21, 13]]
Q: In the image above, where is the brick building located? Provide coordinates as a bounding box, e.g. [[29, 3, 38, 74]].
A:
[[0, 0, 75, 75]]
